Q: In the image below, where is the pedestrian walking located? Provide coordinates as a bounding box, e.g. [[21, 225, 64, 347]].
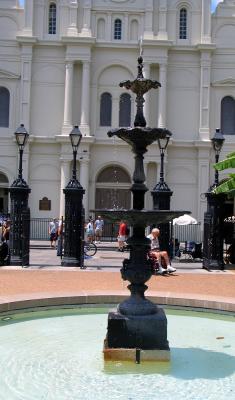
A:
[[94, 215, 104, 243]]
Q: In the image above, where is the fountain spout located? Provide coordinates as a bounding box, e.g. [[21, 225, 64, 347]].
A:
[[119, 56, 161, 127]]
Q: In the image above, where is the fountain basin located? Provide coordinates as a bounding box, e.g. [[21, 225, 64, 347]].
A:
[[0, 306, 234, 400]]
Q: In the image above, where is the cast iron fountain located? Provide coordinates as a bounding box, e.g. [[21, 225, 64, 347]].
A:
[[95, 56, 189, 362]]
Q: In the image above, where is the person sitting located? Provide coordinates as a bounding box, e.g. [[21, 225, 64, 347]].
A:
[[147, 228, 176, 274]]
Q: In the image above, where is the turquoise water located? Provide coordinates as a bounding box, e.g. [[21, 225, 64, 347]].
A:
[[0, 307, 234, 400]]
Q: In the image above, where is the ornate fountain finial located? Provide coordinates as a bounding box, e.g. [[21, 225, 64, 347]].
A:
[[137, 56, 144, 79], [119, 55, 161, 127]]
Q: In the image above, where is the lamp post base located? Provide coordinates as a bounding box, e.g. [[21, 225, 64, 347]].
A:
[[61, 257, 80, 267]]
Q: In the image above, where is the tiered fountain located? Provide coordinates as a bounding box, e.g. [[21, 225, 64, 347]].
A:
[[95, 56, 189, 362]]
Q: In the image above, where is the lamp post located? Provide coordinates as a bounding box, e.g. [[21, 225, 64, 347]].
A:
[[62, 125, 85, 267], [151, 133, 173, 253], [203, 128, 225, 270], [9, 124, 31, 266]]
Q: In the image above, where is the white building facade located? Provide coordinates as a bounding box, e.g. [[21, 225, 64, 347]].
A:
[[0, 0, 235, 222]]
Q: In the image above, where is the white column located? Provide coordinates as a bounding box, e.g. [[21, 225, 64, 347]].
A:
[[112, 96, 119, 127], [81, 0, 92, 37], [22, 0, 34, 36], [67, 0, 78, 36], [144, 0, 153, 39], [62, 61, 74, 134], [197, 148, 210, 222], [201, 0, 211, 44], [107, 13, 112, 41], [80, 61, 91, 136], [199, 51, 211, 141], [124, 13, 129, 41], [20, 45, 33, 131], [79, 158, 90, 218], [60, 159, 71, 217], [158, 0, 168, 40], [144, 63, 150, 125], [158, 63, 167, 128]]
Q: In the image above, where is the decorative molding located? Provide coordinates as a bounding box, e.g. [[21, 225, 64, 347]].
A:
[[212, 78, 235, 87], [0, 69, 20, 80]]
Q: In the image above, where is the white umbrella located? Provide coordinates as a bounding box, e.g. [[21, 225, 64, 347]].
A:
[[173, 214, 198, 225]]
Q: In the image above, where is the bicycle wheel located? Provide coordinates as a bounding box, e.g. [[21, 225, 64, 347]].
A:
[[84, 242, 97, 257]]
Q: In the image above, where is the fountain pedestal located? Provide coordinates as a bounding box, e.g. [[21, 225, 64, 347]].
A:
[[100, 56, 188, 362], [104, 309, 170, 362]]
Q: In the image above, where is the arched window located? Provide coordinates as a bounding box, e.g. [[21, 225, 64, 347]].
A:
[[0, 87, 10, 127], [221, 96, 235, 135], [96, 165, 131, 209], [97, 18, 105, 39], [114, 19, 122, 40], [100, 92, 112, 126], [119, 93, 131, 127], [48, 2, 57, 34], [130, 20, 138, 40], [179, 8, 187, 39]]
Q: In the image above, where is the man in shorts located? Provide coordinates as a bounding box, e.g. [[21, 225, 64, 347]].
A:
[[94, 216, 104, 243]]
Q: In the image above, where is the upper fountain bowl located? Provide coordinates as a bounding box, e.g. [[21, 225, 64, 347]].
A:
[[93, 209, 190, 226]]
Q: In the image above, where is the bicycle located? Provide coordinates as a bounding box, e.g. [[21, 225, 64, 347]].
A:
[[84, 241, 97, 257]]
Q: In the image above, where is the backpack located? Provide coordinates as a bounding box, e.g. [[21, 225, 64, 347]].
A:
[[125, 226, 130, 236]]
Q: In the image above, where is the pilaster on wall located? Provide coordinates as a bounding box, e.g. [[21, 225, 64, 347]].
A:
[[197, 147, 210, 222], [199, 51, 212, 141], [80, 61, 91, 136], [21, 0, 34, 36], [144, 0, 153, 39], [59, 158, 71, 218], [67, 0, 78, 36], [79, 157, 90, 218], [157, 0, 168, 41], [201, 0, 211, 44], [80, 0, 92, 37], [20, 45, 33, 132], [158, 61, 167, 128], [62, 61, 74, 135]]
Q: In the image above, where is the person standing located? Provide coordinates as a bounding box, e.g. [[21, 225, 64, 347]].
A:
[[117, 220, 127, 252], [94, 215, 104, 243], [86, 217, 94, 243], [48, 218, 58, 248]]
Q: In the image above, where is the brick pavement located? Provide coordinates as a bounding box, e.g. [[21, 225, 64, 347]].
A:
[[0, 241, 234, 313]]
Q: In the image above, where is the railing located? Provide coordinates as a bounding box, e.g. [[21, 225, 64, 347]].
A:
[[172, 223, 203, 244], [30, 218, 51, 240], [29, 218, 203, 244]]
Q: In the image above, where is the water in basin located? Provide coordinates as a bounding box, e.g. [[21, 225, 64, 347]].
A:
[[0, 307, 234, 400]]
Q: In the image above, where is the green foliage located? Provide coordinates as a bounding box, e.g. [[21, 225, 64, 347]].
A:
[[213, 152, 235, 197]]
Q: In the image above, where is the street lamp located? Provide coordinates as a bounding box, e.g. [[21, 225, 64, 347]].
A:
[[203, 128, 225, 270], [70, 125, 82, 181], [9, 124, 31, 266], [14, 124, 29, 185], [211, 128, 225, 188], [62, 125, 85, 267], [151, 132, 172, 253]]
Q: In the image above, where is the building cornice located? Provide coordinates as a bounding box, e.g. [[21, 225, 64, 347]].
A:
[[196, 43, 216, 51], [0, 69, 20, 79], [212, 78, 235, 87], [16, 36, 38, 44], [61, 36, 96, 45]]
